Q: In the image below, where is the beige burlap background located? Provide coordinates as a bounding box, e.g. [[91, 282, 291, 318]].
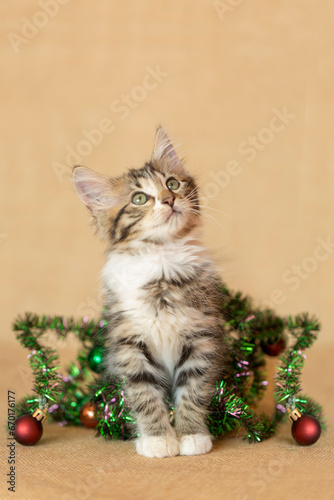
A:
[[1, 1, 333, 499]]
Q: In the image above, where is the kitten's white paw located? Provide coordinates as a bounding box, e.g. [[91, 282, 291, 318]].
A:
[[179, 434, 212, 456], [136, 435, 180, 458]]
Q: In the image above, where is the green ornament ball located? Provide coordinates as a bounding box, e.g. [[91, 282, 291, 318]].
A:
[[87, 347, 105, 373]]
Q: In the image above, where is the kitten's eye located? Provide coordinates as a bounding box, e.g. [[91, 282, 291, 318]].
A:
[[132, 192, 148, 205], [167, 178, 180, 191]]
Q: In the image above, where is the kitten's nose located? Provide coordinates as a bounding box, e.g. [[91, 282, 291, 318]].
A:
[[162, 195, 175, 208]]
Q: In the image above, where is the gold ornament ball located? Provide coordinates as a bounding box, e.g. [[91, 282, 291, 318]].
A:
[[79, 402, 99, 429]]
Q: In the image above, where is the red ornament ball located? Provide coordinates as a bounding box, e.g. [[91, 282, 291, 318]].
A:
[[261, 337, 286, 356], [14, 414, 43, 446], [79, 402, 99, 429], [291, 414, 321, 446]]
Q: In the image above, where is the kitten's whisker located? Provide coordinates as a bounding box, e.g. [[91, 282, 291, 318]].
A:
[[187, 207, 227, 233], [184, 196, 232, 219], [185, 196, 199, 204], [196, 204, 232, 219], [184, 187, 200, 200], [184, 190, 199, 199], [185, 187, 199, 200], [185, 196, 203, 206]]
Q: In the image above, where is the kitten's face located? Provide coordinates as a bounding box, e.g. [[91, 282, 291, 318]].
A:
[[73, 128, 200, 246]]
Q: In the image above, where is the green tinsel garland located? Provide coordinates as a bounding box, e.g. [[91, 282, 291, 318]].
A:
[[12, 286, 326, 442]]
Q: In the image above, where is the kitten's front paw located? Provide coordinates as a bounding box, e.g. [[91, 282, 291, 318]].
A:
[[179, 434, 212, 456], [136, 435, 180, 458]]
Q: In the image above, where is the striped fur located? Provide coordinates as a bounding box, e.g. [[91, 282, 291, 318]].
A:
[[73, 127, 227, 458]]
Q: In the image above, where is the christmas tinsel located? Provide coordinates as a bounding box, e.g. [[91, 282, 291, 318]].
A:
[[13, 286, 326, 442]]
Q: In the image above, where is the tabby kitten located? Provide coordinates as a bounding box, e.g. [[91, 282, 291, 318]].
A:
[[73, 127, 226, 458]]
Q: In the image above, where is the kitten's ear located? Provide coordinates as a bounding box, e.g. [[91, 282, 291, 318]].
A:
[[73, 166, 117, 211], [152, 127, 186, 174]]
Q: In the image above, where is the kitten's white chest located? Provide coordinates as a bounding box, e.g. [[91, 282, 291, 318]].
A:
[[102, 237, 211, 373], [102, 237, 208, 302]]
